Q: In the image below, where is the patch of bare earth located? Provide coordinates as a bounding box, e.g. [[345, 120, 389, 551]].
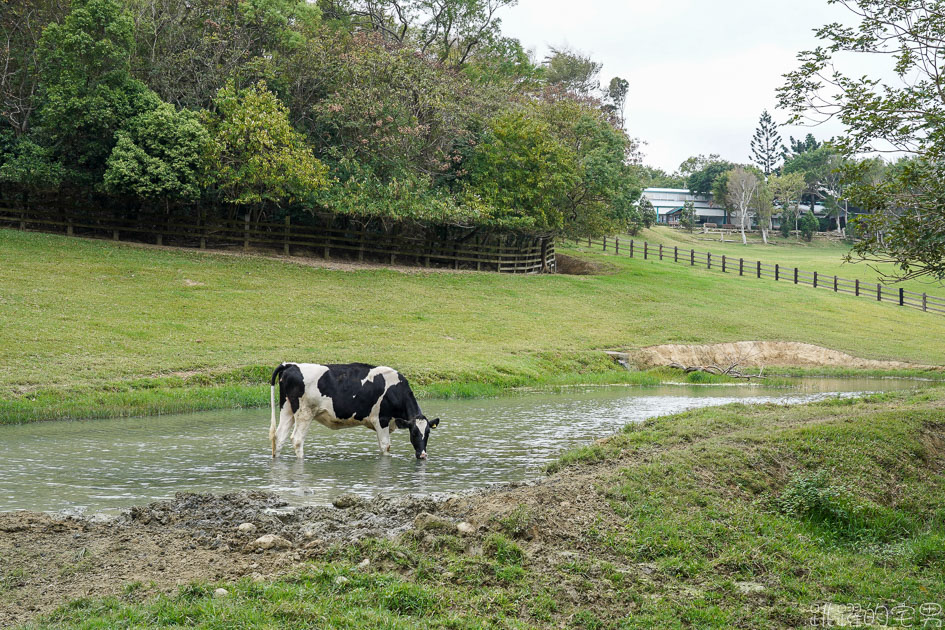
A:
[[628, 341, 941, 371], [0, 461, 621, 626]]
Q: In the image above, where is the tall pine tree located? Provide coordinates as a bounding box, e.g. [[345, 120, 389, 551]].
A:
[[750, 110, 784, 176]]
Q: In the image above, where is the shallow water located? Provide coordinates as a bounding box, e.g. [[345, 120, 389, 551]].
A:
[[0, 379, 922, 514]]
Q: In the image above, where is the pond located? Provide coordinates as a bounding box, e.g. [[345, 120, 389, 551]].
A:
[[0, 378, 923, 514]]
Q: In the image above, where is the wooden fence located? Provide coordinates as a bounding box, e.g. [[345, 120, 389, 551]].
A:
[[0, 207, 555, 274], [571, 235, 945, 317]]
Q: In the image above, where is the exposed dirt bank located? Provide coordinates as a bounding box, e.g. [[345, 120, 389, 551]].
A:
[[629, 340, 942, 371], [0, 467, 609, 627]]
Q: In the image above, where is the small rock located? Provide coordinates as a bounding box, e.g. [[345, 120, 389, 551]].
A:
[[735, 581, 766, 594], [413, 513, 457, 533], [456, 521, 475, 536], [334, 576, 349, 586], [237, 523, 257, 535], [213, 588, 229, 599], [357, 558, 370, 570], [250, 534, 292, 551], [332, 493, 363, 509]]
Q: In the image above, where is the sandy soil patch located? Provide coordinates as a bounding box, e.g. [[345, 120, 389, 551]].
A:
[[629, 341, 941, 371]]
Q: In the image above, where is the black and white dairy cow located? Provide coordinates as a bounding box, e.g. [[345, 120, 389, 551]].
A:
[[269, 362, 440, 460]]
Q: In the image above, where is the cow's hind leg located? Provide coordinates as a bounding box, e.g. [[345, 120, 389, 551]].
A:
[[272, 401, 295, 458], [291, 407, 314, 459]]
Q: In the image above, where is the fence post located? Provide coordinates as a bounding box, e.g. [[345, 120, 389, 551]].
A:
[[674, 246, 678, 263], [757, 261, 761, 278], [615, 237, 619, 255], [67, 218, 73, 237], [722, 254, 726, 273], [243, 211, 250, 250], [707, 252, 711, 269], [855, 278, 859, 297], [813, 271, 818, 288], [691, 249, 695, 266], [794, 268, 798, 284], [899, 287, 904, 306], [630, 240, 634, 258], [199, 208, 206, 249], [923, 293, 928, 311], [739, 257, 743, 276], [659, 243, 663, 260], [644, 241, 648, 259], [834, 276, 838, 292], [775, 264, 779, 281], [283, 215, 290, 255], [877, 283, 882, 302], [603, 236, 607, 251]]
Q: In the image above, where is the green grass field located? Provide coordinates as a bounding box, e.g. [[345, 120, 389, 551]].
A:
[[24, 387, 945, 629], [632, 226, 944, 296], [2, 227, 945, 421]]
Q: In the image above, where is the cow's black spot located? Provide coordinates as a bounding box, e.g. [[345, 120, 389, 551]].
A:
[[318, 363, 386, 420]]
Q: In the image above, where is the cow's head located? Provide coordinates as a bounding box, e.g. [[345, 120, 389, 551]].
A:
[[396, 416, 440, 459]]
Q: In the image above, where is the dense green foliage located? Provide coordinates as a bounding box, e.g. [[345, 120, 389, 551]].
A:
[[0, 0, 642, 237]]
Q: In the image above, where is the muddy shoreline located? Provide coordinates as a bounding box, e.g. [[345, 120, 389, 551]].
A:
[[0, 478, 565, 626]]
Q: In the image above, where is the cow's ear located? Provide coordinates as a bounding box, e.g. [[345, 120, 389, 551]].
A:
[[394, 418, 411, 429], [430, 418, 440, 429]]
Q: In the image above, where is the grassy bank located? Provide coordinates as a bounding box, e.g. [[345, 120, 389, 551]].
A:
[[25, 387, 945, 628], [3, 228, 945, 423], [635, 226, 943, 296]]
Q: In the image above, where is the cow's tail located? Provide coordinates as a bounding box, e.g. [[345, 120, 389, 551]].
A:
[[270, 363, 287, 457]]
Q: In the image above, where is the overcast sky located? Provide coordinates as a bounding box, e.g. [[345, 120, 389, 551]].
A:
[[499, 0, 856, 172]]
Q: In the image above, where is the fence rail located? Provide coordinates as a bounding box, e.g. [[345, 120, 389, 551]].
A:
[[571, 235, 945, 317], [0, 207, 555, 274]]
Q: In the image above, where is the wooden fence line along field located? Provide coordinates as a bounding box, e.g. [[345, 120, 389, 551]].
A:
[[572, 235, 945, 317], [0, 208, 555, 274]]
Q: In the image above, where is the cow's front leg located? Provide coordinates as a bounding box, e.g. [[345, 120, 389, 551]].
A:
[[272, 401, 295, 458], [375, 421, 391, 455], [292, 407, 314, 460]]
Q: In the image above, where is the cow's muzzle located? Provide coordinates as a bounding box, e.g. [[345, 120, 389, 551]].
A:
[[418, 451, 427, 460]]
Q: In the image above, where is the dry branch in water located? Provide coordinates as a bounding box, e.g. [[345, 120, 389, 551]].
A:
[[668, 361, 766, 380]]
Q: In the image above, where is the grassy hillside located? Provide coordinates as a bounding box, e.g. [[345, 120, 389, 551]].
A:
[[24, 388, 945, 629], [2, 228, 945, 421]]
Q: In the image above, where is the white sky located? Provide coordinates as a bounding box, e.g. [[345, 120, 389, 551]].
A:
[[499, 0, 857, 172]]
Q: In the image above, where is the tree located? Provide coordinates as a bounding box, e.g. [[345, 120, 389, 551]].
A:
[[542, 47, 601, 96], [204, 81, 330, 220], [0, 0, 69, 135], [36, 0, 159, 186], [603, 76, 629, 128], [638, 196, 656, 228], [335, 0, 516, 69], [725, 167, 762, 244], [466, 106, 576, 232], [798, 210, 818, 242], [768, 171, 806, 236], [753, 181, 775, 244], [750, 109, 784, 176], [778, 0, 945, 280], [680, 200, 695, 232], [783, 133, 821, 160], [104, 103, 209, 213], [686, 158, 734, 197]]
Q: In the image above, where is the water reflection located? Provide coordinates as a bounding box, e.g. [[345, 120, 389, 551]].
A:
[[0, 378, 923, 514]]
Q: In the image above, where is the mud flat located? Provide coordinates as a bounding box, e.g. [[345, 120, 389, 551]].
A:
[[628, 340, 942, 371]]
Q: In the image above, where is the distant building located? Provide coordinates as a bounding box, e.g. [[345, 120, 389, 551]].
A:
[[641, 188, 728, 226], [643, 187, 831, 230]]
